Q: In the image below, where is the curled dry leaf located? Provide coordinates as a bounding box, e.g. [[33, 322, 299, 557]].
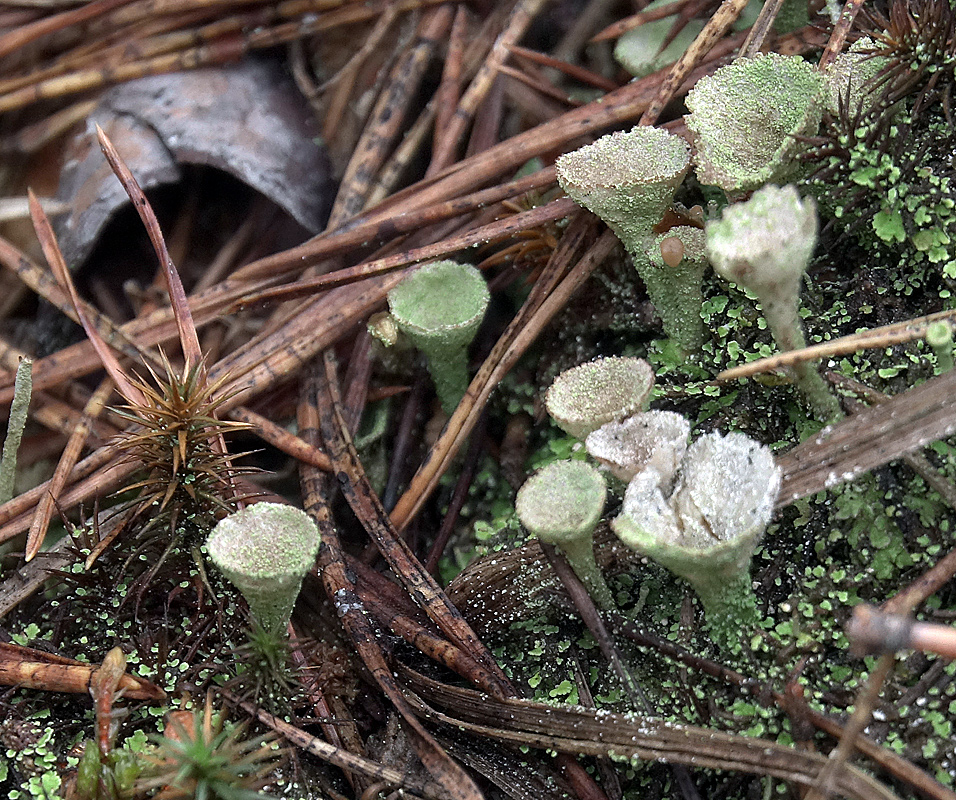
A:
[[54, 58, 332, 267]]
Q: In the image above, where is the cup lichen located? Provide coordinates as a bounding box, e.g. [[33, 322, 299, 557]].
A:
[[516, 460, 614, 610], [206, 502, 321, 635], [640, 226, 710, 351], [585, 409, 690, 485], [706, 184, 841, 421], [545, 356, 655, 440], [685, 53, 824, 194], [555, 126, 691, 254], [387, 259, 490, 414], [556, 127, 701, 349], [612, 429, 780, 650]]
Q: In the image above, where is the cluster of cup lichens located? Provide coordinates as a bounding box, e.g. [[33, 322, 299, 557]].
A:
[[553, 49, 900, 422], [516, 356, 781, 650]]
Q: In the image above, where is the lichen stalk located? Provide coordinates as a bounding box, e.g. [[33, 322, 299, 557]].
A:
[[0, 357, 31, 504]]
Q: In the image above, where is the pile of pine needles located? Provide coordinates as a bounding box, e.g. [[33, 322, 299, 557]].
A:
[[1, 1, 956, 799]]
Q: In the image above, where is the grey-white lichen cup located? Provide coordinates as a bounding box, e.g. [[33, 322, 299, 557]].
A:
[[585, 409, 690, 485], [612, 430, 781, 649], [206, 502, 321, 635], [545, 356, 655, 440]]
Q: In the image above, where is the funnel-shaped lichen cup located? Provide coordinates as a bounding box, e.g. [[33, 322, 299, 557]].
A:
[[686, 53, 824, 194], [707, 184, 840, 421], [585, 409, 690, 485], [387, 259, 490, 414], [206, 502, 321, 636], [556, 126, 691, 254], [612, 431, 780, 649], [517, 460, 613, 610]]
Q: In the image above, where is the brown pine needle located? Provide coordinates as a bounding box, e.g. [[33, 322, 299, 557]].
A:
[[28, 190, 148, 408], [0, 641, 164, 700], [591, 0, 693, 42], [95, 123, 205, 376], [25, 378, 113, 562], [717, 308, 956, 381]]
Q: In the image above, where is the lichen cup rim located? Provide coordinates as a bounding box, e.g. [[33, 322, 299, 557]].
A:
[[685, 52, 824, 193], [555, 125, 691, 191], [545, 356, 655, 440], [515, 459, 608, 545], [387, 259, 490, 347], [206, 502, 320, 590]]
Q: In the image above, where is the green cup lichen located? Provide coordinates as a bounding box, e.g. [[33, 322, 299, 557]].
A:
[[387, 259, 490, 414], [206, 502, 321, 635], [555, 127, 691, 253], [545, 356, 655, 440], [516, 459, 614, 610], [613, 0, 704, 78], [612, 430, 780, 650], [926, 321, 954, 373], [556, 128, 718, 350], [823, 37, 887, 117], [686, 53, 824, 194]]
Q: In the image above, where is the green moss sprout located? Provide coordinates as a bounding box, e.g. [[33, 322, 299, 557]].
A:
[[136, 695, 283, 800]]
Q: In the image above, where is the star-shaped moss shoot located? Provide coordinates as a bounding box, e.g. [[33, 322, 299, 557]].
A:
[[387, 259, 490, 414], [545, 357, 655, 440], [685, 53, 824, 195], [557, 128, 707, 351], [585, 410, 689, 485], [612, 430, 780, 651], [706, 184, 841, 420], [206, 502, 321, 636], [516, 460, 613, 610]]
